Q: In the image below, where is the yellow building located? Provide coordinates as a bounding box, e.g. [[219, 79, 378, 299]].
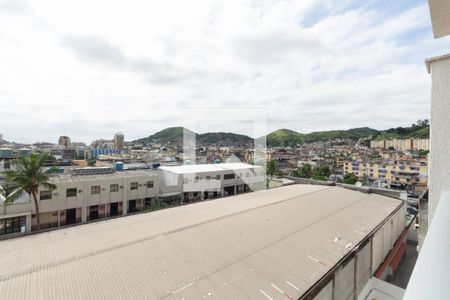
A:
[[370, 138, 429, 151], [344, 158, 428, 193]]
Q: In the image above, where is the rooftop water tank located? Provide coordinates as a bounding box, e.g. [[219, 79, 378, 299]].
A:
[[115, 162, 124, 171]]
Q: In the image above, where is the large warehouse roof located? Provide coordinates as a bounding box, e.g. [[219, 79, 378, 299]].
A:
[[159, 162, 260, 174], [0, 185, 402, 299]]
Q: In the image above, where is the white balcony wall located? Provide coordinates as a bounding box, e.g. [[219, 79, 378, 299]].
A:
[[426, 54, 450, 225]]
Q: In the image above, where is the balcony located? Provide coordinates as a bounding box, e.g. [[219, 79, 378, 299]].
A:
[[404, 191, 450, 299]]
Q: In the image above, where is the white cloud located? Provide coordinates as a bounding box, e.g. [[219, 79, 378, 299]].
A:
[[0, 0, 448, 143]]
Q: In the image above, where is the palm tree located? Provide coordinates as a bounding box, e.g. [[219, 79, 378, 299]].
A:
[[2, 153, 58, 230], [0, 183, 22, 215]]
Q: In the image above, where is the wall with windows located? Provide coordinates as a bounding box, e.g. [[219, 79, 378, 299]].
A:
[[0, 215, 27, 238], [1, 171, 160, 236]]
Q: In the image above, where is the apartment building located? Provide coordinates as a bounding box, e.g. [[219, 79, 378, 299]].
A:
[[344, 158, 427, 192], [90, 148, 121, 159], [370, 138, 429, 151], [114, 132, 125, 150], [58, 135, 71, 149], [62, 148, 77, 160]]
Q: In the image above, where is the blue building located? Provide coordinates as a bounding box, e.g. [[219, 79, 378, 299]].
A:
[[90, 148, 121, 158]]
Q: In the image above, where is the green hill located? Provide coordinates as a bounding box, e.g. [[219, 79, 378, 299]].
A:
[[134, 127, 252, 147], [265, 127, 379, 146], [198, 132, 252, 147], [376, 125, 429, 140], [135, 122, 430, 148], [266, 129, 304, 147], [303, 127, 380, 143], [266, 124, 429, 147], [134, 127, 188, 145]]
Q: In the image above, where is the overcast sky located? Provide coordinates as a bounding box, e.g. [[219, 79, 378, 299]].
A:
[[0, 0, 448, 143]]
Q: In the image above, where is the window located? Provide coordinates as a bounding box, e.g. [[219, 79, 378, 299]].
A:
[[66, 188, 77, 197], [0, 216, 26, 235], [39, 190, 52, 200], [146, 181, 154, 188], [224, 173, 235, 180], [91, 186, 101, 195], [110, 184, 119, 193], [130, 182, 138, 190]]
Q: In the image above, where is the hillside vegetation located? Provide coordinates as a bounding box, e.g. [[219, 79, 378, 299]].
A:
[[375, 120, 429, 140], [134, 127, 252, 147], [134, 120, 430, 147], [265, 129, 304, 147]]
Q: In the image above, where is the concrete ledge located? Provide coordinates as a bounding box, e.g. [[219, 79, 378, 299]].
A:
[[337, 183, 406, 199], [425, 53, 450, 73], [284, 176, 336, 186]]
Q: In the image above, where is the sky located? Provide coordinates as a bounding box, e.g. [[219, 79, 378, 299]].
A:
[[0, 0, 449, 144]]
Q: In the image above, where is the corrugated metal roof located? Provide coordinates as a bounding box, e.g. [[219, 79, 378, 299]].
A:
[[159, 163, 261, 174], [49, 170, 159, 183], [0, 185, 402, 299]]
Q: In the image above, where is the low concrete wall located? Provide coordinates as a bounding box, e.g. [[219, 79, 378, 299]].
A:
[[337, 183, 406, 199], [267, 180, 284, 189], [284, 176, 335, 186]]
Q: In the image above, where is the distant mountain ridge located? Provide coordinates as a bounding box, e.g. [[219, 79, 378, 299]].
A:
[[134, 123, 430, 147]]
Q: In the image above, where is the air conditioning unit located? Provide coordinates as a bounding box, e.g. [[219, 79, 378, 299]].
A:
[[138, 184, 142, 187], [78, 190, 82, 193], [119, 186, 123, 189], [53, 192, 59, 196], [101, 188, 106, 191]]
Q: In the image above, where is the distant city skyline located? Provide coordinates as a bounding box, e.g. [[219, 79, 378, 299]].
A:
[[0, 0, 449, 143]]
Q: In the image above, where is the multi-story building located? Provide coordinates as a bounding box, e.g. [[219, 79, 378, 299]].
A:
[[344, 158, 428, 193], [114, 132, 125, 150], [62, 148, 77, 160], [412, 139, 429, 151], [0, 168, 160, 238], [370, 138, 429, 151], [58, 136, 71, 149], [90, 148, 121, 159]]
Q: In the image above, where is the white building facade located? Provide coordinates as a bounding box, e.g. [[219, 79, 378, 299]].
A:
[[1, 163, 265, 239]]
